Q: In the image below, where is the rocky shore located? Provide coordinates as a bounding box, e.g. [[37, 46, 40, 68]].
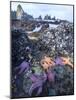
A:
[[11, 20, 74, 98]]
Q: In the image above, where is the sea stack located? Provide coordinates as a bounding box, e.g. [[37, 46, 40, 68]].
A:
[[16, 4, 24, 20]]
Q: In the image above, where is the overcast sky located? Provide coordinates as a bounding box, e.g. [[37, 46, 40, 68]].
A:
[[11, 2, 73, 22]]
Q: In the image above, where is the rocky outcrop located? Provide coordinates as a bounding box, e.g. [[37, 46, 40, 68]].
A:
[[16, 4, 24, 20], [16, 4, 33, 20]]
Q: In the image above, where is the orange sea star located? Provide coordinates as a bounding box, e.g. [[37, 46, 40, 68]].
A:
[[40, 56, 55, 71], [60, 57, 73, 68]]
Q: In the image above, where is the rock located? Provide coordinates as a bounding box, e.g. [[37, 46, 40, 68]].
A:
[[16, 4, 24, 20], [50, 65, 74, 95], [38, 21, 73, 59], [12, 29, 31, 67], [16, 4, 33, 20]]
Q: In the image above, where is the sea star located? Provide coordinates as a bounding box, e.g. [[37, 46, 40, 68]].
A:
[[16, 61, 30, 74], [28, 69, 55, 96], [28, 72, 47, 96], [47, 70, 55, 82], [60, 57, 73, 68], [55, 57, 63, 65], [40, 56, 55, 71]]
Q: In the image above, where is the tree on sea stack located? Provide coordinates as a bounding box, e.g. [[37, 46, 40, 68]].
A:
[[44, 15, 51, 20], [38, 15, 42, 20]]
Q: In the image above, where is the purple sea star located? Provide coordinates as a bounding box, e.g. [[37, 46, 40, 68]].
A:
[[28, 72, 47, 96], [55, 57, 63, 65], [16, 61, 30, 74], [47, 71, 55, 82], [28, 71, 55, 96]]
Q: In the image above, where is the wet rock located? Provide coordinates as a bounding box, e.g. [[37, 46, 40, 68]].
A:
[[12, 29, 31, 67], [11, 20, 74, 97], [50, 65, 74, 95]]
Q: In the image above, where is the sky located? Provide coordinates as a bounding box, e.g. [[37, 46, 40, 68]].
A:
[[11, 2, 73, 22]]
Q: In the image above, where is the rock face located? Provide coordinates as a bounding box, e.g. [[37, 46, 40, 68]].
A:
[[11, 11, 16, 19], [16, 4, 33, 20], [16, 4, 24, 20], [11, 29, 31, 67]]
